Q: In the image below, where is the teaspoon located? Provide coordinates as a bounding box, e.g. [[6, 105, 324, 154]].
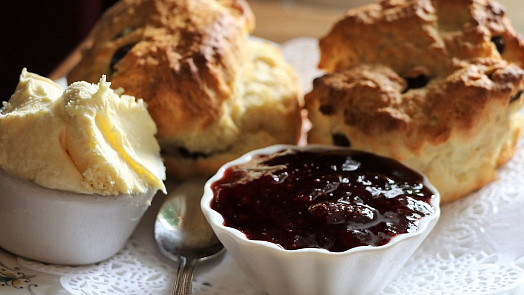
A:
[[154, 179, 224, 295]]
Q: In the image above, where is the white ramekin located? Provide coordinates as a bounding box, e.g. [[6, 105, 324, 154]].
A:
[[0, 169, 158, 265], [201, 144, 440, 295]]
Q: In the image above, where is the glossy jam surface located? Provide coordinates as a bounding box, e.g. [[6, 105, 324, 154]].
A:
[[211, 148, 436, 252]]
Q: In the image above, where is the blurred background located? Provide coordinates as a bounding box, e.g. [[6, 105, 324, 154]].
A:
[[0, 0, 116, 101], [0, 0, 522, 102]]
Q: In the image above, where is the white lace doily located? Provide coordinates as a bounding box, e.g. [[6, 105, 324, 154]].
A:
[[383, 136, 524, 295], [1, 37, 523, 295]]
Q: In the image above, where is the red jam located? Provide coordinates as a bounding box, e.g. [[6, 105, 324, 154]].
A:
[[210, 148, 436, 252]]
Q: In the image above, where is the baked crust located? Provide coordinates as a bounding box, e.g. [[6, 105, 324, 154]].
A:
[[163, 39, 303, 178], [319, 0, 524, 76], [306, 0, 524, 202]]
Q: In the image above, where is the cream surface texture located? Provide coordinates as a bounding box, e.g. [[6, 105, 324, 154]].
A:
[[0, 69, 166, 196]]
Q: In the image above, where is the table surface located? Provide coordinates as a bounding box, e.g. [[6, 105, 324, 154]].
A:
[[250, 0, 524, 41]]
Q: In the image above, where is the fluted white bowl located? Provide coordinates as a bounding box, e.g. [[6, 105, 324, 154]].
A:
[[0, 169, 157, 265], [201, 144, 440, 295]]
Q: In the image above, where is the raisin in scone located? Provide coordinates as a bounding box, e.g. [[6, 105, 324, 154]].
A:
[[305, 0, 524, 202], [67, 0, 302, 179]]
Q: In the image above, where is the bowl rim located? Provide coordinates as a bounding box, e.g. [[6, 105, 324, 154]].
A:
[[0, 167, 155, 203], [201, 144, 441, 256]]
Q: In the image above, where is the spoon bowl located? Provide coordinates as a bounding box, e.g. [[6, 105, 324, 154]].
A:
[[155, 179, 224, 295]]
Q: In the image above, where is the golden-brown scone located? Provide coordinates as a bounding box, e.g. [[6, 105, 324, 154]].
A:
[[68, 0, 255, 141], [67, 0, 302, 179], [306, 0, 524, 203]]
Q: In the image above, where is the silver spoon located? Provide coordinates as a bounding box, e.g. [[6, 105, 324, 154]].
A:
[[154, 179, 224, 295]]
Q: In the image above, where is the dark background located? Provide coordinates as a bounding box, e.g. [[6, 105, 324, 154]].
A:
[[0, 0, 118, 102]]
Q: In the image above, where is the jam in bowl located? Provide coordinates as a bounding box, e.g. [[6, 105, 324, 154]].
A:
[[201, 145, 440, 295]]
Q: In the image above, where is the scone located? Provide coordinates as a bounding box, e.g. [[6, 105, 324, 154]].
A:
[[306, 0, 524, 202], [67, 0, 302, 179]]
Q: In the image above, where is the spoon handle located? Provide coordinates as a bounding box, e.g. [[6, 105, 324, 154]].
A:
[[173, 257, 197, 295]]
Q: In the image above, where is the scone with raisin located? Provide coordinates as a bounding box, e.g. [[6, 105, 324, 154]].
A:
[[67, 0, 302, 179], [305, 0, 524, 202]]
